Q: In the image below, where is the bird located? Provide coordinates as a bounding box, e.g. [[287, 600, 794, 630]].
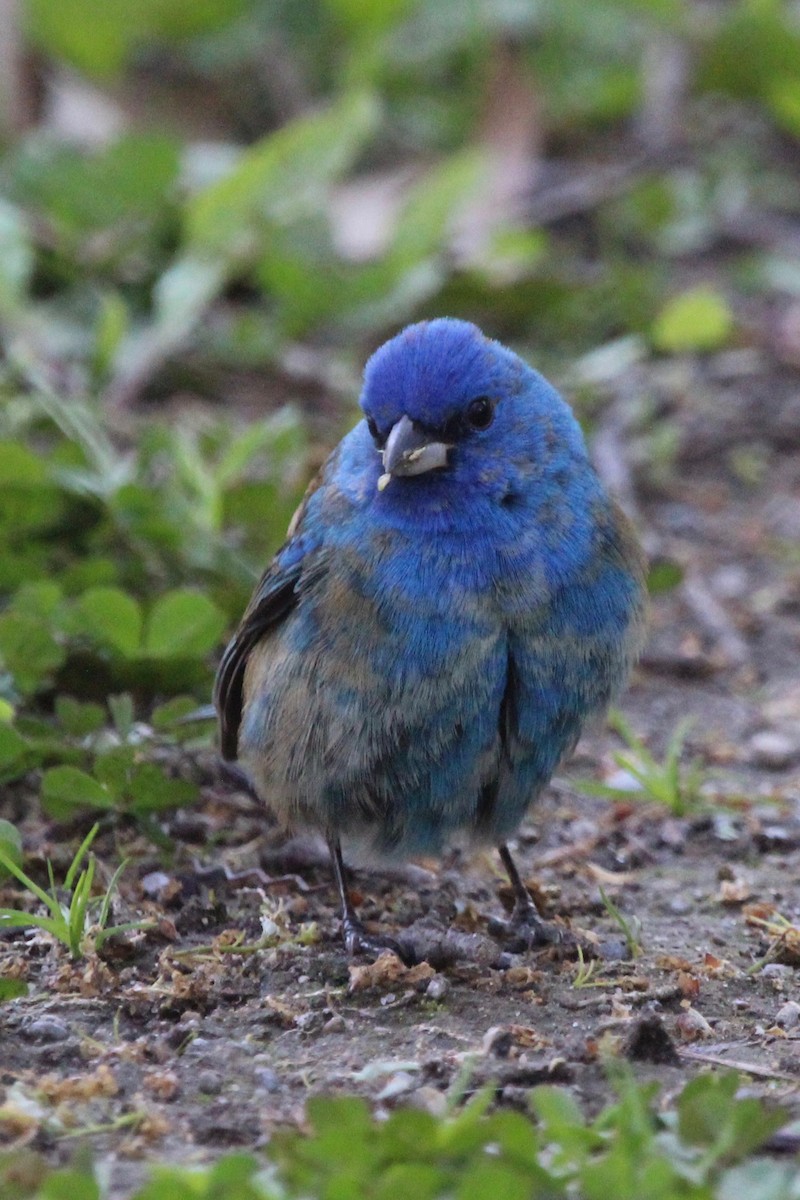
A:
[[214, 318, 647, 960]]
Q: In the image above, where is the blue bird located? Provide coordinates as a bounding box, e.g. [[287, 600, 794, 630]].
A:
[[214, 319, 646, 959]]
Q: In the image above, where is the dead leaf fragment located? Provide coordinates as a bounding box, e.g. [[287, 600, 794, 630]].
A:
[[610, 994, 633, 1020], [263, 994, 307, 1027], [142, 1070, 181, 1101], [677, 971, 700, 999], [504, 966, 541, 990], [585, 862, 637, 886], [700, 952, 738, 978], [38, 1064, 118, 1102], [348, 951, 435, 993], [716, 878, 752, 904]]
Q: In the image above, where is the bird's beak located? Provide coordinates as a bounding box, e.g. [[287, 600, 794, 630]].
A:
[[377, 415, 451, 491]]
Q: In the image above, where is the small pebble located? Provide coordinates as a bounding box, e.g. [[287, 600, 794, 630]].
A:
[[748, 731, 798, 770], [425, 976, 449, 1001], [775, 1001, 800, 1030], [604, 768, 643, 793], [711, 565, 749, 600], [482, 1027, 513, 1057], [254, 1067, 281, 1092], [197, 1070, 223, 1095], [322, 1014, 346, 1033], [140, 870, 172, 897], [295, 1011, 319, 1031], [23, 1017, 70, 1043], [596, 938, 629, 962], [376, 1071, 416, 1101], [410, 1085, 448, 1117], [761, 963, 794, 981]]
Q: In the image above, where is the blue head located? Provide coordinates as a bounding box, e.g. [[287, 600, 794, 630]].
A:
[[356, 319, 591, 527]]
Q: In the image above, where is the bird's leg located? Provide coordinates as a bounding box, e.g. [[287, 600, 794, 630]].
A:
[[489, 842, 565, 948], [327, 835, 410, 962]]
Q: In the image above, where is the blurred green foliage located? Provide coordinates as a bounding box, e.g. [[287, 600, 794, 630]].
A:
[[5, 0, 799, 406], [0, 1070, 791, 1199], [0, 0, 797, 828]]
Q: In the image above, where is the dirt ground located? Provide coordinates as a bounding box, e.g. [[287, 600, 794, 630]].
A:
[[2, 348, 800, 1193]]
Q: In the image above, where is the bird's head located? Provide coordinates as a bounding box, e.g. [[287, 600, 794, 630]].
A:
[[358, 318, 589, 511]]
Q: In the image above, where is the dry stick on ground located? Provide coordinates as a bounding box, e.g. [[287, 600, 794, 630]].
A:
[[0, 0, 41, 139], [681, 569, 751, 669], [679, 1047, 800, 1084]]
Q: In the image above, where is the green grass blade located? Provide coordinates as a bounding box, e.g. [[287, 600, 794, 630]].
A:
[[64, 823, 100, 890], [98, 858, 129, 930], [0, 846, 66, 921]]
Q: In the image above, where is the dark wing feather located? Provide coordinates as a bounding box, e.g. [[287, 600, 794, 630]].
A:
[[213, 567, 302, 760], [213, 469, 326, 760], [475, 646, 518, 831]]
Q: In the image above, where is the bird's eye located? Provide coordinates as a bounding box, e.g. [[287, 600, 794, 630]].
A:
[[466, 396, 494, 431], [366, 416, 383, 445]]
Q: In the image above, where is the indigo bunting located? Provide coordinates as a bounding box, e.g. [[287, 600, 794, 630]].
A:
[[215, 319, 646, 959]]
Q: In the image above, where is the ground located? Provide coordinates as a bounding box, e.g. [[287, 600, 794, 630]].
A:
[[2, 348, 800, 1193]]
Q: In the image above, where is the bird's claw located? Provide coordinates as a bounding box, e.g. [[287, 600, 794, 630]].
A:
[[342, 918, 412, 964], [488, 901, 573, 953]]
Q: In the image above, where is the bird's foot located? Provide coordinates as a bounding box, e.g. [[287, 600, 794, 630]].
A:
[[488, 900, 573, 953], [342, 917, 412, 964]]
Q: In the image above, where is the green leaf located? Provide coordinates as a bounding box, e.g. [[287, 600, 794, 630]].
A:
[[26, 0, 245, 80], [0, 199, 34, 312], [0, 724, 28, 771], [151, 696, 205, 730], [55, 696, 106, 736], [10, 581, 63, 620], [206, 1153, 262, 1190], [0, 978, 28, 1002], [150, 255, 227, 343], [306, 1095, 373, 1138], [215, 408, 304, 488], [94, 745, 136, 794], [40, 766, 114, 820], [187, 90, 380, 258], [698, 4, 800, 106], [719, 1159, 800, 1200], [531, 1084, 585, 1131], [73, 587, 143, 656], [0, 441, 47, 486], [10, 134, 180, 245], [322, 0, 414, 36], [456, 1161, 532, 1200], [677, 1071, 785, 1163], [651, 286, 734, 354], [646, 560, 684, 594], [125, 763, 197, 814], [389, 148, 485, 267], [37, 1165, 100, 1200], [0, 819, 23, 881], [109, 693, 135, 738], [375, 1163, 446, 1200], [0, 613, 65, 694], [768, 76, 800, 138], [144, 589, 226, 658], [93, 291, 129, 378], [531, 1085, 603, 1166]]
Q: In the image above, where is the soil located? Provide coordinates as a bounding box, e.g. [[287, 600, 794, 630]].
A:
[[2, 349, 800, 1194]]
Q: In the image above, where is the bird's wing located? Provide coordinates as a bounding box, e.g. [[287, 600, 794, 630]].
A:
[[213, 467, 326, 761]]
